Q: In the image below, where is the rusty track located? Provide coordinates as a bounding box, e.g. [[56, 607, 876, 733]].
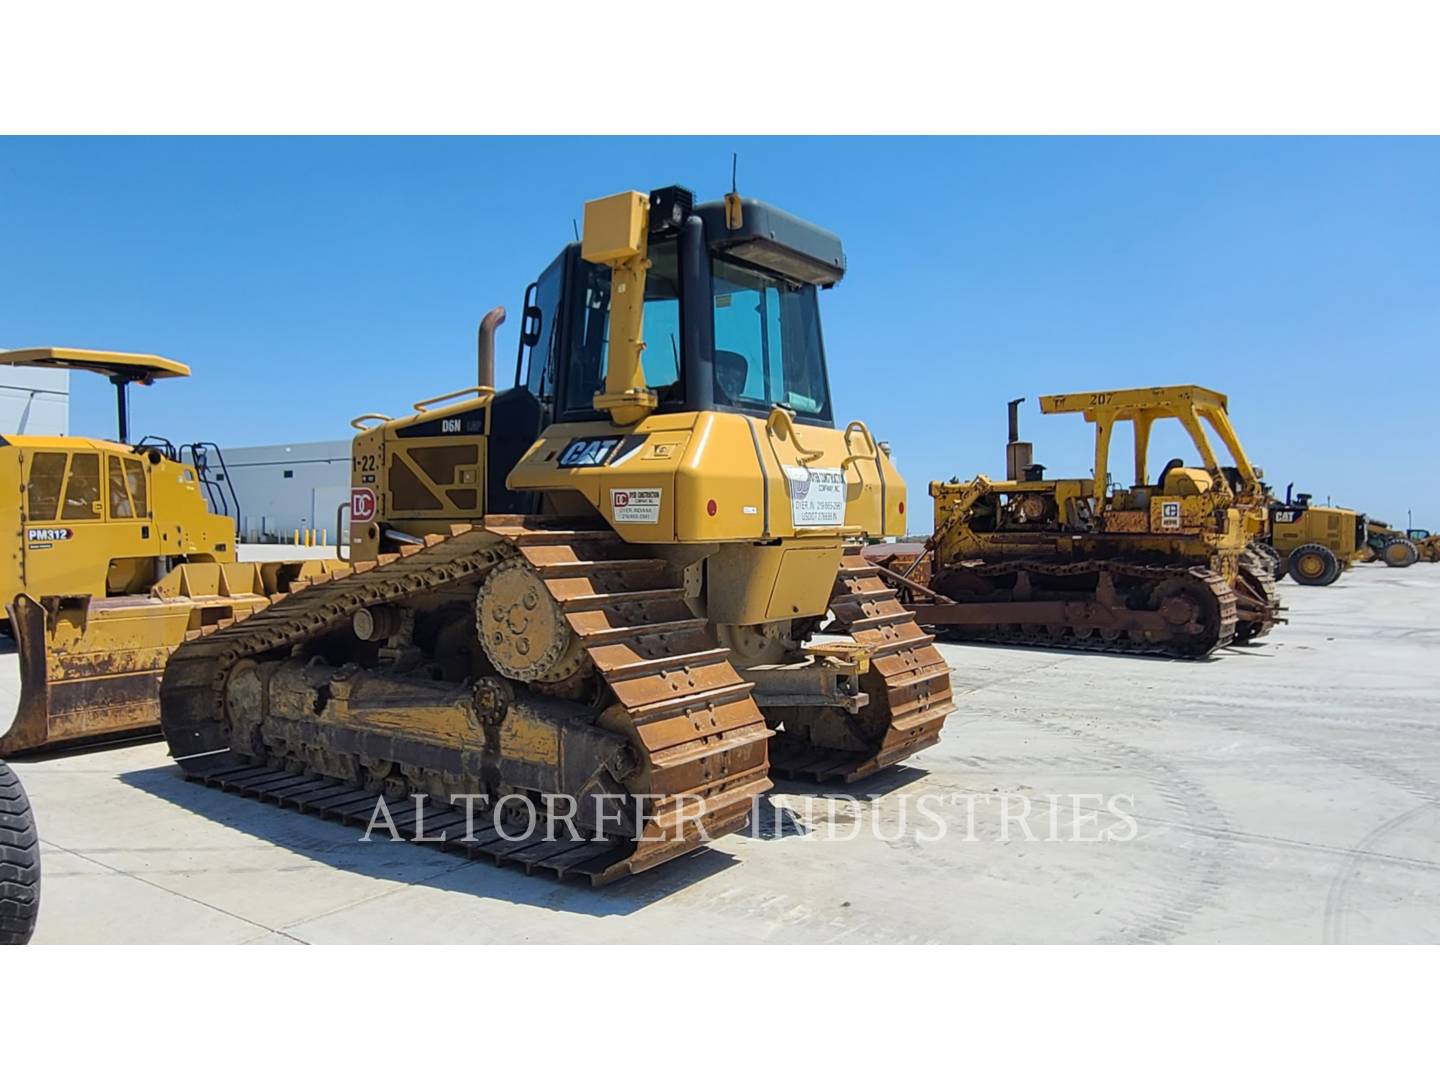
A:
[[907, 559, 1239, 659], [769, 549, 955, 782], [160, 518, 772, 885], [1233, 549, 1281, 643]]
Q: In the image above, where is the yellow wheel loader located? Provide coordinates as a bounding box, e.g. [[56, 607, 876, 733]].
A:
[[1266, 484, 1366, 586], [879, 388, 1282, 658], [0, 349, 334, 754], [1362, 520, 1438, 567], [25, 185, 954, 883], [1408, 529, 1440, 563]]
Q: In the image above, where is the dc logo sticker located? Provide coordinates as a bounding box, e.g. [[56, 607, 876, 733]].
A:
[[613, 492, 630, 508], [789, 475, 811, 499], [351, 488, 376, 522]]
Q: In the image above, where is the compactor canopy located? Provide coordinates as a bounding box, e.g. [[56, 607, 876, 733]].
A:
[[0, 347, 191, 443]]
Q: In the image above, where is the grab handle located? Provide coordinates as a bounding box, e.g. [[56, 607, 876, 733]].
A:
[[412, 386, 494, 413], [765, 405, 825, 463]]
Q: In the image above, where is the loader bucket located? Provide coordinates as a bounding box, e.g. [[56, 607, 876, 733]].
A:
[[1, 560, 341, 755]]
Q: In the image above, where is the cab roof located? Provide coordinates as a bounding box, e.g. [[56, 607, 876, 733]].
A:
[[1, 433, 136, 452], [0, 347, 190, 382]]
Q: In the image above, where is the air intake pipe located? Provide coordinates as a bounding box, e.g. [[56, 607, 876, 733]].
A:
[[476, 306, 506, 389]]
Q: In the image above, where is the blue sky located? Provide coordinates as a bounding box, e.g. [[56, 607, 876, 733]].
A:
[[2, 137, 1436, 531]]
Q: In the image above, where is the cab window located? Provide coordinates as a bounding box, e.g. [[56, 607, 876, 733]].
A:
[[61, 453, 102, 520], [523, 254, 564, 401], [124, 458, 148, 517], [561, 238, 682, 414], [26, 451, 68, 521], [108, 455, 148, 518], [711, 257, 830, 421]]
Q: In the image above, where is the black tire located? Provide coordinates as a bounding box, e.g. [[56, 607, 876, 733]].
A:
[[1380, 537, 1420, 569], [1288, 543, 1341, 587], [0, 760, 41, 945]]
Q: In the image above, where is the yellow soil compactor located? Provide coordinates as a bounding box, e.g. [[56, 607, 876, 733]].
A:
[[0, 348, 331, 754], [878, 387, 1282, 658], [20, 185, 954, 883]]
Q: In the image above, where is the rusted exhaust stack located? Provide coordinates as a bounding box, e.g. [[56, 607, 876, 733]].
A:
[[476, 307, 506, 389], [1005, 397, 1033, 481]]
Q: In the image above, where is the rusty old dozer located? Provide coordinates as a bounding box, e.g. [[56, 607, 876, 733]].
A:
[[878, 387, 1282, 658], [94, 184, 952, 883], [0, 347, 335, 754]]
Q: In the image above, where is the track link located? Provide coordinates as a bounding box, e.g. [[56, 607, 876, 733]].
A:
[[1233, 549, 1282, 642], [161, 518, 772, 885], [920, 559, 1239, 659], [769, 549, 955, 782]]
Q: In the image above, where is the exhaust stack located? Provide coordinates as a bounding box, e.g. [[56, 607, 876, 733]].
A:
[[476, 307, 506, 389], [1005, 397, 1033, 481]]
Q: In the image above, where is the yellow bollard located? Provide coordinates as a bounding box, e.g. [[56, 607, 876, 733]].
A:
[[293, 528, 299, 544], [321, 528, 327, 547]]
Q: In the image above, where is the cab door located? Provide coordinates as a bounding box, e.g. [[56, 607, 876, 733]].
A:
[[103, 452, 160, 591], [20, 449, 107, 595]]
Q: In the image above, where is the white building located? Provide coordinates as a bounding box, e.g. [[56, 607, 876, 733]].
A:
[[0, 367, 69, 435], [216, 440, 351, 544]]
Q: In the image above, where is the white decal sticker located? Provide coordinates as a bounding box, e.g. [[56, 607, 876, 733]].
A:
[[742, 505, 758, 515], [611, 488, 661, 524], [1159, 500, 1182, 530], [783, 465, 846, 527], [351, 488, 377, 523]]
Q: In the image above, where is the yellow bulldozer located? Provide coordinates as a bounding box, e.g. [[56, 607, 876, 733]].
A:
[[877, 387, 1282, 658], [0, 348, 330, 754], [18, 185, 954, 883]]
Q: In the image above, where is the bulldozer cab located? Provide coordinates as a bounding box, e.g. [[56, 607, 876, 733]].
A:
[[510, 188, 838, 428], [1031, 385, 1261, 543], [0, 348, 239, 611], [349, 186, 904, 565]]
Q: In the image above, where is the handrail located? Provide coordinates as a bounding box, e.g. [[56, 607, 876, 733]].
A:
[[350, 413, 391, 431], [412, 385, 495, 413], [839, 419, 879, 471], [765, 405, 825, 463], [335, 501, 349, 559]]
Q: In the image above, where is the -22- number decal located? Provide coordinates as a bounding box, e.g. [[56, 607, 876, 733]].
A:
[[354, 453, 378, 473]]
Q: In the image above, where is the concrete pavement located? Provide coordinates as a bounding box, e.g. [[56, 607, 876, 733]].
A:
[[5, 563, 1438, 944]]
